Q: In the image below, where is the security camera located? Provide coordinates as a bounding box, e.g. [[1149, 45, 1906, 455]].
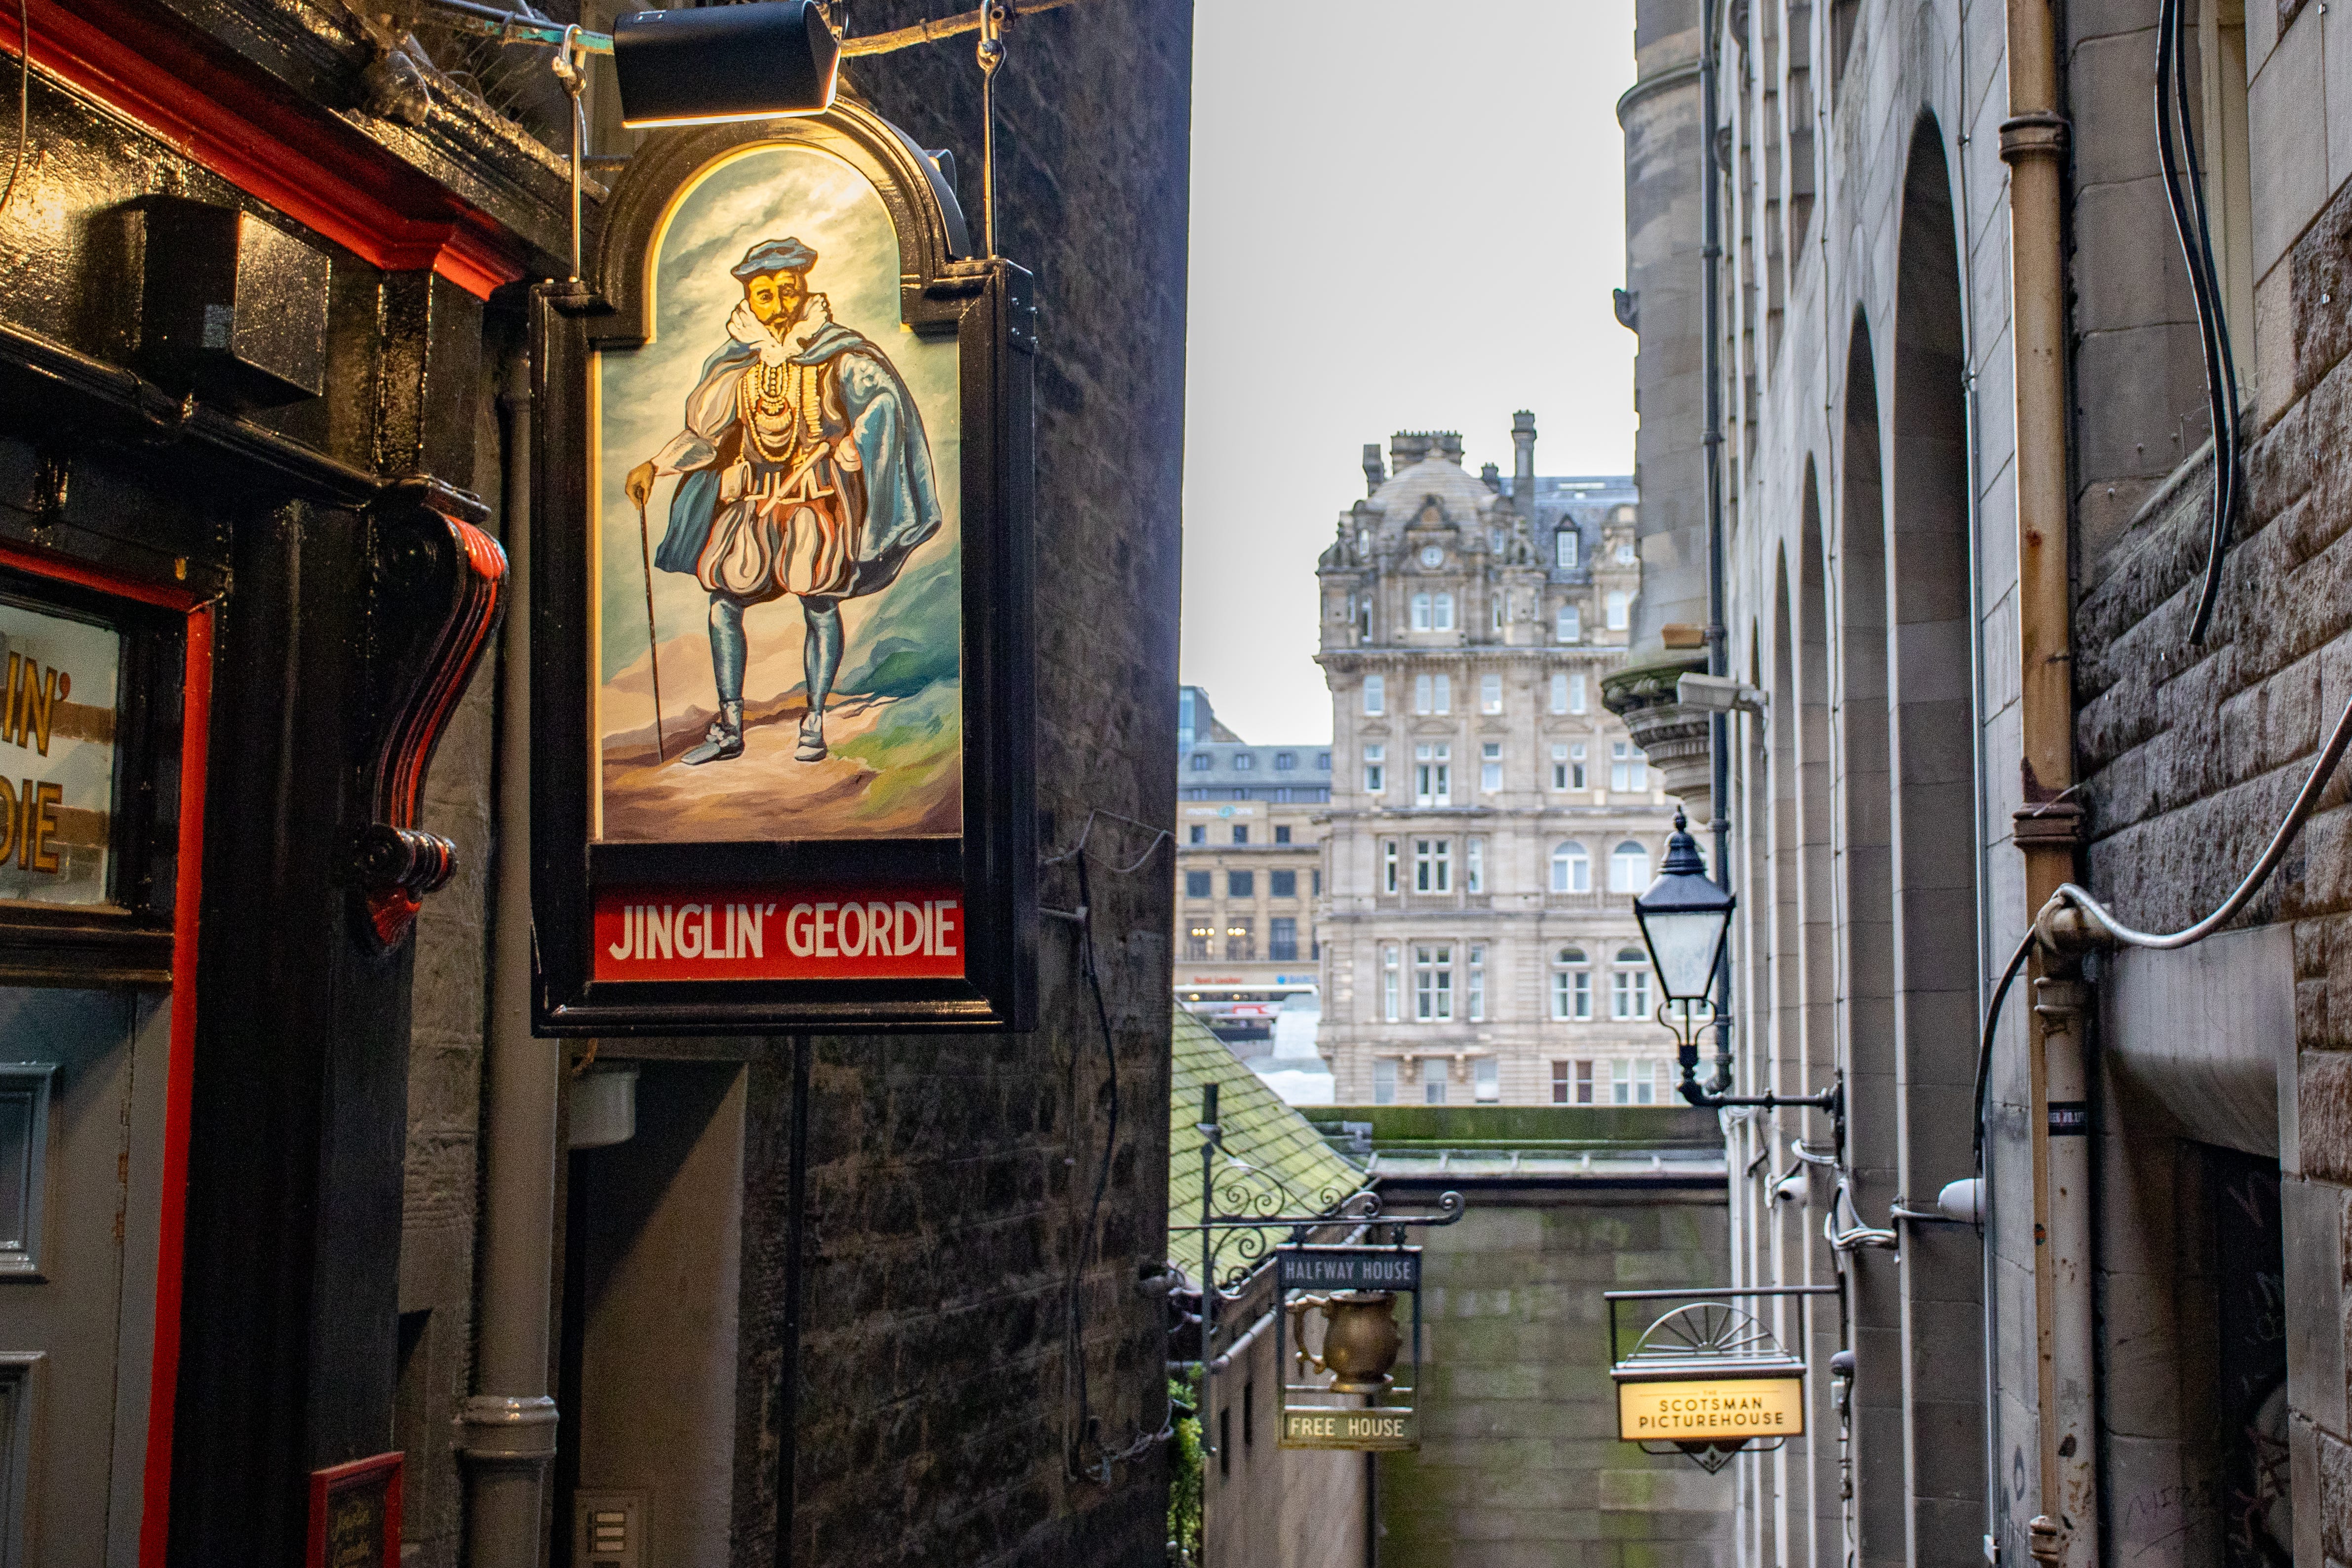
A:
[[1773, 1170, 1808, 1205], [1678, 673, 1768, 715], [1935, 1177, 1983, 1225]]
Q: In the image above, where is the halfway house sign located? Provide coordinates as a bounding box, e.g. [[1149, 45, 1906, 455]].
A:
[[532, 103, 1036, 1033]]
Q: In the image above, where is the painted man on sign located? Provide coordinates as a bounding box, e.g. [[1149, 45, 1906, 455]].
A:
[[624, 236, 945, 767]]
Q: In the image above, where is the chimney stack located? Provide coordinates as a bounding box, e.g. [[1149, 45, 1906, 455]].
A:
[[1389, 432, 1431, 471], [1362, 443, 1386, 497], [1511, 410, 1536, 513], [1479, 461, 1501, 493]]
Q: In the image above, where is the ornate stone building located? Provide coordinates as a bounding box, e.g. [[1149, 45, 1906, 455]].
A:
[[1173, 685, 1331, 1005], [1313, 424, 1681, 1107]]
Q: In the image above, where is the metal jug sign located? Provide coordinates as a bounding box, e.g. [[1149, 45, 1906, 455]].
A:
[[1286, 1290, 1403, 1395]]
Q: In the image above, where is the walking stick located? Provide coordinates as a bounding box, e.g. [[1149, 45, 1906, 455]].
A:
[[636, 497, 667, 762]]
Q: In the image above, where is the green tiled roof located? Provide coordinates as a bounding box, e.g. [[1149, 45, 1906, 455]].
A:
[[1167, 1008, 1367, 1287]]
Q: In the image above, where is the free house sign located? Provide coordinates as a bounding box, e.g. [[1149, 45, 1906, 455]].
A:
[[533, 102, 1035, 1033]]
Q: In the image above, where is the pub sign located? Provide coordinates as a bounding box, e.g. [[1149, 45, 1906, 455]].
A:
[[532, 104, 1035, 1033]]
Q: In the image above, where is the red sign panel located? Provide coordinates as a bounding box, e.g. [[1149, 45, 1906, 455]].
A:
[[592, 886, 966, 981]]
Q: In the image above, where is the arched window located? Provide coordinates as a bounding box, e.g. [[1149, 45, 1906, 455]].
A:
[[1611, 947, 1652, 1019], [1551, 841, 1591, 894], [1606, 590, 1630, 629], [1411, 592, 1433, 630], [1552, 946, 1592, 1020], [1609, 840, 1650, 893], [1555, 529, 1579, 570]]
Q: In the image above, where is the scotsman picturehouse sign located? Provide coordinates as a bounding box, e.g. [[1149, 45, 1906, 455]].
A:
[[532, 102, 1036, 1033]]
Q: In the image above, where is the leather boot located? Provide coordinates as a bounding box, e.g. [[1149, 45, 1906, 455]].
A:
[[795, 709, 827, 762], [682, 701, 745, 765]]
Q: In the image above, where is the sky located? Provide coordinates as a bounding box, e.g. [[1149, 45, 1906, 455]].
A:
[[1178, 0, 1639, 745]]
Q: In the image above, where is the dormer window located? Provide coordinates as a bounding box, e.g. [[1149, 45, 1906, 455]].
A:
[[1555, 530, 1579, 570]]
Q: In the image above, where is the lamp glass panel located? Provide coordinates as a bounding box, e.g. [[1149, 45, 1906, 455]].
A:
[[1642, 908, 1723, 1000]]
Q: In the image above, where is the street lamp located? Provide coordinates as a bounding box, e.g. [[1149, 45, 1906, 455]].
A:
[[1632, 810, 1733, 1018], [611, 0, 842, 128]]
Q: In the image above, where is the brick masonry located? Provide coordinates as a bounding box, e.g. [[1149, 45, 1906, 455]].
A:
[[761, 5, 1191, 1564]]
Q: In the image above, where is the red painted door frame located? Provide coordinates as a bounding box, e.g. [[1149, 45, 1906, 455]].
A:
[[0, 543, 213, 1568]]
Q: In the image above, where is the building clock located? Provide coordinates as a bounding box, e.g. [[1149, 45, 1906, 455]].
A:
[[1419, 546, 1445, 568]]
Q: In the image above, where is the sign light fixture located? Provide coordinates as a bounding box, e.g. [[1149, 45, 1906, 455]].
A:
[[612, 1, 842, 128]]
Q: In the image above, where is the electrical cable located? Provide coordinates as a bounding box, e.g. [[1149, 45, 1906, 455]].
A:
[[1974, 679, 2352, 1166], [1059, 851, 1173, 1484], [2155, 0, 2243, 644]]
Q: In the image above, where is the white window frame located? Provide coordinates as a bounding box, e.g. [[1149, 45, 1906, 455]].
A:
[[1609, 840, 1650, 894], [1480, 741, 1502, 793], [1473, 1054, 1500, 1102], [1606, 590, 1630, 630], [1363, 744, 1385, 794], [1491, 594, 1505, 631], [1414, 673, 1433, 713], [1433, 674, 1451, 714], [1571, 742, 1588, 789], [1382, 945, 1401, 1021], [1552, 948, 1592, 1020], [1611, 949, 1652, 1020], [1569, 673, 1588, 714], [1465, 836, 1485, 893], [1480, 672, 1503, 714], [1557, 603, 1581, 643], [1610, 740, 1644, 791], [1413, 944, 1454, 1023], [1414, 743, 1450, 806], [1411, 592, 1433, 631], [1382, 840, 1399, 896], [1412, 837, 1451, 894], [1421, 1057, 1449, 1104], [1556, 529, 1578, 570], [1364, 674, 1385, 714], [1374, 1058, 1398, 1104], [1551, 744, 1570, 791], [1549, 671, 1569, 713], [1433, 593, 1455, 631], [1551, 841, 1590, 894]]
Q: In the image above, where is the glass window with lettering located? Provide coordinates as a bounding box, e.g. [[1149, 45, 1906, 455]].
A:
[[0, 596, 121, 906]]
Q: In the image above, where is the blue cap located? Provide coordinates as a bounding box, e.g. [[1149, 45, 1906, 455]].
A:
[[731, 236, 818, 280]]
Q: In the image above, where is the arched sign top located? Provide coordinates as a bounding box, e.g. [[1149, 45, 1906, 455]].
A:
[[589, 99, 977, 348], [530, 100, 1035, 1036]]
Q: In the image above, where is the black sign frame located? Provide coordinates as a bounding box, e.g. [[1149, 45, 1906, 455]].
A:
[[531, 104, 1035, 1035], [0, 554, 193, 986]]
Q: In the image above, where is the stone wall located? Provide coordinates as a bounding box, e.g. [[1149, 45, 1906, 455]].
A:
[[775, 4, 1194, 1563]]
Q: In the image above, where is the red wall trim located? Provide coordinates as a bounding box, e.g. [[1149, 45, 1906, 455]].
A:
[[0, 0, 530, 300], [0, 544, 210, 1568], [139, 600, 209, 1568]]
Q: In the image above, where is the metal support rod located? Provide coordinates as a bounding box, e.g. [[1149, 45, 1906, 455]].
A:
[[976, 0, 1007, 260], [458, 349, 561, 1568]]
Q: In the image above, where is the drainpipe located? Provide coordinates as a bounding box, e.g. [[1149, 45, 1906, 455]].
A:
[[1998, 2, 2094, 1563], [458, 348, 562, 1564], [1699, 0, 1734, 1094]]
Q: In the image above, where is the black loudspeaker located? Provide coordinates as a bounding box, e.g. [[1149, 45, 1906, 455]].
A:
[[611, 1, 841, 128], [134, 199, 329, 408]]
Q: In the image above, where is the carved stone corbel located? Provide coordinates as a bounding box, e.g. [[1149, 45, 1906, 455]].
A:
[[355, 475, 508, 948]]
